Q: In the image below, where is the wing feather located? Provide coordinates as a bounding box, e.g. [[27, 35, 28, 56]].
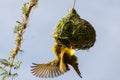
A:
[[31, 60, 69, 78]]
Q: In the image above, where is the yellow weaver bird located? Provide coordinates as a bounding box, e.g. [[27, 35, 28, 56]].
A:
[[31, 44, 82, 78]]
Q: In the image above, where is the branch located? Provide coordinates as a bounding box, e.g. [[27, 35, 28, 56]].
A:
[[9, 0, 38, 72], [0, 0, 38, 80]]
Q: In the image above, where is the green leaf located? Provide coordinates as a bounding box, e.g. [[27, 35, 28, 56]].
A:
[[0, 66, 2, 68], [14, 21, 22, 33], [2, 74, 8, 80], [13, 61, 22, 70], [22, 3, 28, 15], [0, 59, 9, 66], [11, 73, 18, 77], [0, 67, 8, 76]]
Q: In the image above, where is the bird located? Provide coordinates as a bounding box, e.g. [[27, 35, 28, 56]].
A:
[[31, 44, 82, 78]]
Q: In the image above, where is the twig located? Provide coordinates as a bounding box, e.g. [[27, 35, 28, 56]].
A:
[[73, 0, 76, 8], [8, 0, 38, 74]]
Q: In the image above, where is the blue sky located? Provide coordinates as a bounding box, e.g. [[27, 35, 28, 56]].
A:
[[0, 0, 120, 80]]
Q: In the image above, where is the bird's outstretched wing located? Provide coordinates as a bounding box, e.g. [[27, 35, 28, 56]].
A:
[[31, 60, 69, 78]]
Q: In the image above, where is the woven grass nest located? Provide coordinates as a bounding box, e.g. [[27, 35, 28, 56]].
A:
[[52, 8, 96, 50]]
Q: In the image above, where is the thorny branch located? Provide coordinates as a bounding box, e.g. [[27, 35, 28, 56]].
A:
[[8, 0, 38, 75]]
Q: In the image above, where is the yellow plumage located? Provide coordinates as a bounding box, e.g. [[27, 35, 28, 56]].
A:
[[31, 44, 82, 78]]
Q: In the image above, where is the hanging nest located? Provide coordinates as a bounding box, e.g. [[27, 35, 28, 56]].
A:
[[52, 8, 96, 50]]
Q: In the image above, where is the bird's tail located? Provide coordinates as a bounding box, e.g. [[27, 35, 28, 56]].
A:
[[67, 55, 82, 78], [71, 62, 82, 78]]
